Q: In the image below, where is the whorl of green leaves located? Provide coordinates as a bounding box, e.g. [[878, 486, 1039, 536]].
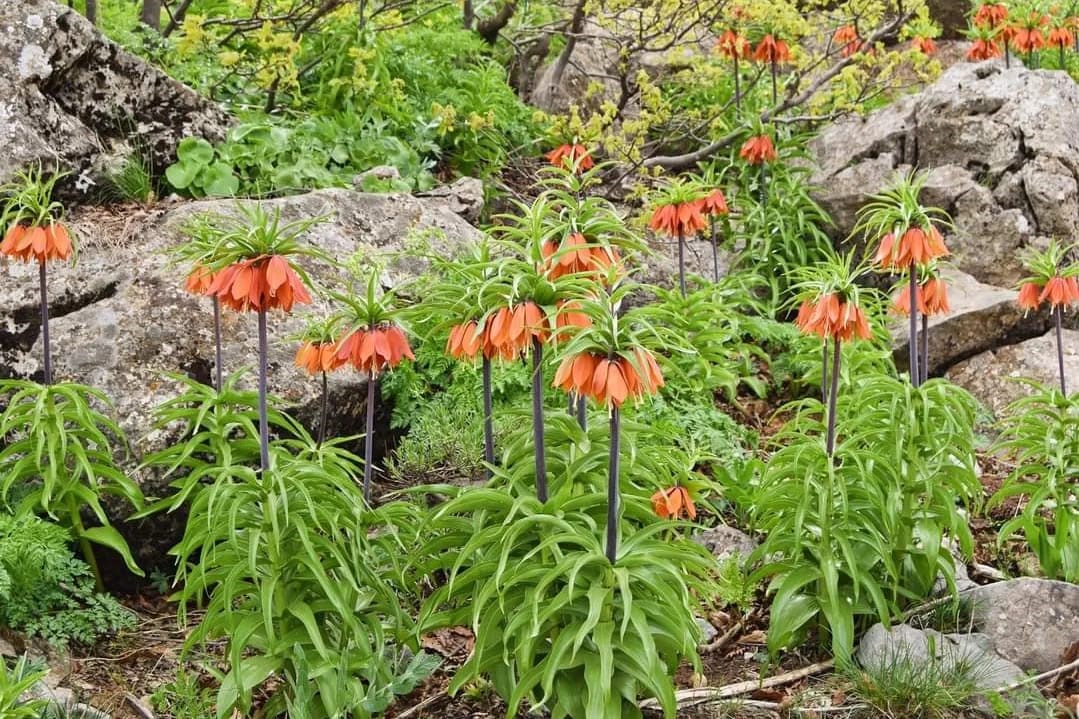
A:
[[0, 166, 67, 230], [1017, 238, 1079, 287], [990, 382, 1078, 581], [852, 169, 953, 241], [0, 380, 144, 576], [0, 655, 47, 719], [748, 375, 979, 661], [418, 489, 715, 719]]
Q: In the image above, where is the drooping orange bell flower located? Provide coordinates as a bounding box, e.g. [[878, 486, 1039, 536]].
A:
[[912, 36, 937, 55], [554, 300, 592, 339], [699, 189, 729, 216], [184, 263, 215, 295], [739, 134, 777, 165], [795, 292, 872, 342], [893, 276, 951, 317], [833, 25, 861, 57], [649, 201, 707, 237], [0, 223, 73, 263], [1039, 276, 1079, 308], [446, 319, 484, 360], [1048, 26, 1075, 49], [716, 29, 750, 59], [1012, 23, 1046, 54], [974, 3, 1008, 28], [874, 225, 948, 270], [651, 485, 697, 520], [485, 302, 549, 358], [295, 340, 346, 375], [208, 255, 312, 313], [553, 348, 664, 408], [967, 37, 1002, 60], [1017, 281, 1044, 311], [753, 34, 791, 64], [336, 324, 414, 375], [546, 144, 594, 172], [542, 233, 619, 279]]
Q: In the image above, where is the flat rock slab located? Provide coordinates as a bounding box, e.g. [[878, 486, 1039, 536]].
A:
[[968, 578, 1079, 673], [890, 268, 1062, 377], [947, 329, 1079, 416], [0, 0, 231, 189]]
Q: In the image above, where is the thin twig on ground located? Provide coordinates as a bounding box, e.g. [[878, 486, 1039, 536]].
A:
[[639, 659, 835, 710]]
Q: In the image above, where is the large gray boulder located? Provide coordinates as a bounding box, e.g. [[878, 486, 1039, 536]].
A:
[[0, 188, 483, 575], [946, 329, 1079, 415], [811, 62, 1079, 289], [0, 0, 231, 188], [967, 578, 1079, 673]]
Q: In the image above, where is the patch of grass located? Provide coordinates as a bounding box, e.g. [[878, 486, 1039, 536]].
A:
[[105, 151, 156, 205], [150, 668, 215, 719], [909, 597, 975, 636]]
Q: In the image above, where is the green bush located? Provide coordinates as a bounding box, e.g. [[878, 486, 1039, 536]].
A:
[[0, 513, 135, 646]]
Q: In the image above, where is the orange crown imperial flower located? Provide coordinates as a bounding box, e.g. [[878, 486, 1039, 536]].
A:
[[541, 233, 620, 279], [1012, 25, 1046, 53], [1048, 26, 1075, 49], [336, 324, 414, 374], [912, 36, 937, 55], [700, 189, 729, 216], [651, 485, 697, 520], [1017, 281, 1044, 311], [546, 144, 594, 172], [485, 302, 549, 358], [795, 293, 873, 342], [649, 201, 707, 237], [553, 348, 664, 408], [739, 134, 777, 165], [833, 25, 861, 57], [967, 38, 1002, 60], [974, 3, 1008, 28], [446, 320, 484, 360], [554, 300, 592, 339], [184, 263, 215, 295], [295, 340, 346, 375], [892, 276, 951, 317], [873, 225, 948, 270], [1039, 276, 1079, 309], [753, 34, 791, 64], [1, 223, 73, 263], [716, 29, 750, 59], [208, 255, 312, 313]]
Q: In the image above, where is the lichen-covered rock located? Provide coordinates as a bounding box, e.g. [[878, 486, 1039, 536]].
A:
[[0, 188, 482, 574], [946, 329, 1079, 415], [810, 62, 1079, 288], [0, 0, 231, 190]]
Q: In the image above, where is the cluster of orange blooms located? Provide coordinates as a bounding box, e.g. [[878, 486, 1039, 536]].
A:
[[202, 255, 313, 313], [892, 275, 951, 317], [553, 348, 665, 408], [545, 144, 594, 172], [873, 225, 949, 270], [335, 325, 414, 375], [966, 4, 1075, 60], [739, 135, 778, 165], [794, 293, 873, 342], [650, 486, 696, 521], [541, 233, 621, 279], [1, 223, 73, 263], [445, 301, 584, 363], [1018, 275, 1079, 312], [716, 29, 791, 63], [295, 340, 346, 374], [649, 188, 730, 238]]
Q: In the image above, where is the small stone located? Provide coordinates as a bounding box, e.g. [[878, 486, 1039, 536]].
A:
[[695, 616, 718, 644], [692, 525, 758, 566]]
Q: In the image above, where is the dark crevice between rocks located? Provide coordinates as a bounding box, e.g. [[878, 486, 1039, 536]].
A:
[[1018, 177, 1042, 235], [893, 315, 1059, 379], [0, 279, 120, 379]]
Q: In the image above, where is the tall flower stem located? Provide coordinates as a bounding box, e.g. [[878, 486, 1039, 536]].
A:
[[68, 495, 103, 592], [576, 394, 587, 430], [212, 296, 223, 392], [921, 313, 930, 384], [758, 164, 769, 206], [567, 392, 576, 415], [825, 337, 842, 456], [1055, 306, 1067, 394], [732, 55, 741, 112], [709, 216, 720, 283], [482, 356, 495, 480], [363, 375, 376, 502], [677, 230, 687, 297], [531, 338, 548, 502], [606, 405, 621, 564], [770, 60, 778, 106], [257, 310, 270, 475], [39, 259, 52, 385], [908, 270, 920, 387], [317, 371, 329, 446]]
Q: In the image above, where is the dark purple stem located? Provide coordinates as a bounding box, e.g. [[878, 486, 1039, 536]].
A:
[[909, 271, 920, 388], [257, 310, 270, 474], [733, 54, 741, 113], [1056, 306, 1067, 395], [770, 59, 778, 106], [576, 394, 587, 430], [363, 374, 376, 502], [677, 230, 687, 297], [606, 405, 621, 564], [710, 215, 720, 283], [826, 337, 842, 457], [821, 340, 829, 407], [212, 296, 223, 392], [482, 355, 495, 480], [567, 391, 576, 415], [921, 313, 930, 384], [39, 259, 52, 386], [317, 370, 328, 446], [532, 338, 548, 503]]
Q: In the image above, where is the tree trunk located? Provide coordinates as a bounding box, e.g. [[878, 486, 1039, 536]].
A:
[[476, 0, 517, 44], [140, 0, 162, 31], [547, 0, 588, 86], [463, 0, 474, 29]]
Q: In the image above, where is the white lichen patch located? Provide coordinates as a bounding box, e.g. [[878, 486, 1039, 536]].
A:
[[25, 14, 43, 30], [17, 44, 52, 80]]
